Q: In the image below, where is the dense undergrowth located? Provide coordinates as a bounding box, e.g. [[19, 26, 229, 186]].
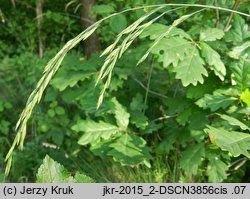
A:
[[0, 0, 250, 182]]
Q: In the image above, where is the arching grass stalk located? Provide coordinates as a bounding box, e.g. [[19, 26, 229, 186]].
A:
[[96, 6, 185, 108], [5, 3, 250, 176], [96, 8, 206, 108]]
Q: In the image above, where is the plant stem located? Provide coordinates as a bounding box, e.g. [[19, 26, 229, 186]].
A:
[[224, 0, 241, 31], [143, 59, 154, 113], [132, 77, 168, 99], [214, 0, 220, 27], [36, 0, 44, 58]]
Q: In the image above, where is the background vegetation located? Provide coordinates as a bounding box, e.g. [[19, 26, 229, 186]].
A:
[[0, 0, 250, 182]]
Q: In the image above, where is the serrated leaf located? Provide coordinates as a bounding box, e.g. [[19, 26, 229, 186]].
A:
[[240, 89, 250, 106], [130, 93, 147, 111], [151, 37, 194, 67], [200, 28, 224, 41], [205, 126, 250, 158], [230, 58, 250, 91], [71, 120, 119, 145], [176, 107, 192, 126], [137, 12, 198, 65], [140, 23, 192, 40], [225, 15, 250, 45], [131, 112, 148, 130], [51, 71, 94, 91], [36, 155, 75, 182], [173, 49, 208, 86], [111, 98, 130, 130], [36, 156, 95, 183], [180, 143, 205, 175], [74, 172, 95, 183], [207, 157, 228, 182], [108, 134, 151, 167], [109, 77, 125, 91], [228, 41, 250, 59], [196, 92, 237, 111], [219, 114, 250, 131], [200, 42, 226, 80]]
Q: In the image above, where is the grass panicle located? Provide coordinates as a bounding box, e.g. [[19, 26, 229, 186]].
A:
[[96, 7, 186, 108]]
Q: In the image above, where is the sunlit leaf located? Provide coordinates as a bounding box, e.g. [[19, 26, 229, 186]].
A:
[[36, 155, 75, 182], [51, 71, 94, 91], [196, 91, 237, 111], [111, 98, 130, 130], [151, 37, 193, 67], [228, 41, 250, 59], [72, 120, 119, 145], [205, 126, 250, 158], [36, 156, 94, 182], [200, 42, 226, 80], [173, 48, 208, 86], [225, 15, 250, 45], [240, 89, 250, 106], [230, 58, 250, 91], [200, 28, 224, 41], [219, 114, 250, 131], [207, 157, 228, 182], [74, 172, 95, 183]]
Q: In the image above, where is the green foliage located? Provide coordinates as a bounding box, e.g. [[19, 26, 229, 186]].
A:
[[173, 50, 207, 86], [180, 143, 205, 175], [72, 120, 119, 145], [111, 98, 130, 130], [110, 14, 128, 33], [71, 97, 151, 167], [93, 4, 115, 15], [130, 93, 148, 129], [36, 155, 95, 183], [1, 0, 250, 183], [196, 90, 237, 111], [200, 42, 226, 80], [230, 58, 250, 91], [108, 134, 151, 167], [219, 114, 250, 131], [205, 126, 250, 158], [225, 15, 250, 45], [199, 28, 224, 41], [240, 89, 250, 106], [207, 157, 228, 182]]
